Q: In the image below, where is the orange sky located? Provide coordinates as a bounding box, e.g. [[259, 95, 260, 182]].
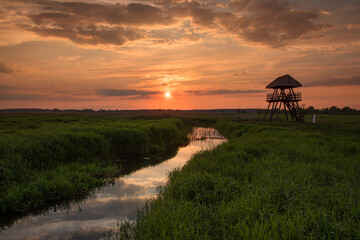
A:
[[0, 0, 359, 110]]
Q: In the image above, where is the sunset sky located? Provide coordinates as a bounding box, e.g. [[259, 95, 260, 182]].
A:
[[0, 0, 359, 110]]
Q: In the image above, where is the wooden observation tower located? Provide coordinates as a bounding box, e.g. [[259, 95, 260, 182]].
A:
[[263, 74, 304, 122]]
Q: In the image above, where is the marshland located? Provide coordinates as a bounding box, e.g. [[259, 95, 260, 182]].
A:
[[2, 1, 360, 239], [0, 112, 359, 239]]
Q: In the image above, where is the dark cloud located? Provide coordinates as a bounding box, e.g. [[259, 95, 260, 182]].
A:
[[0, 62, 15, 74], [17, 0, 332, 47], [41, 1, 174, 26], [26, 25, 144, 46], [168, 0, 331, 47], [22, 1, 172, 46], [221, 0, 330, 47], [168, 1, 216, 28], [150, 0, 330, 47], [0, 93, 94, 101], [184, 89, 265, 95], [305, 76, 360, 87], [161, 80, 179, 87], [98, 89, 161, 97]]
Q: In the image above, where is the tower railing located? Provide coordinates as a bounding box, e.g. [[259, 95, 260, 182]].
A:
[[266, 92, 301, 102]]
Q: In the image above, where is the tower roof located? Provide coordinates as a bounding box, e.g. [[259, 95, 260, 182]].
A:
[[266, 74, 302, 89]]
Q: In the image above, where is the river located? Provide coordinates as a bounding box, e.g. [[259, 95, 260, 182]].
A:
[[0, 127, 226, 240]]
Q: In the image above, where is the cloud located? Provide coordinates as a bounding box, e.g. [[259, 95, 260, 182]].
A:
[[15, 0, 331, 48], [0, 84, 95, 101], [167, 1, 216, 28], [154, 0, 330, 47], [26, 24, 144, 46], [0, 62, 15, 74], [220, 0, 331, 47], [98, 89, 161, 97], [347, 24, 360, 30], [161, 80, 179, 87], [306, 76, 360, 87], [174, 0, 332, 47], [21, 1, 172, 46], [184, 89, 265, 95], [0, 93, 94, 101], [39, 2, 174, 26]]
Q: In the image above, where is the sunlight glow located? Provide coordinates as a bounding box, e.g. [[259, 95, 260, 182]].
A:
[[0, 1, 359, 109]]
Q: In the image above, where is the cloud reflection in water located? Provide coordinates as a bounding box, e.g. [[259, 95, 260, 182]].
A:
[[2, 128, 226, 240]]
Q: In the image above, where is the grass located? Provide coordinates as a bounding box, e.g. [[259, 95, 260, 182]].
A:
[[0, 114, 189, 227], [111, 115, 360, 239]]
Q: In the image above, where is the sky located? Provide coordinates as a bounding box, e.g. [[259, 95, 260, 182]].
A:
[[0, 0, 359, 110]]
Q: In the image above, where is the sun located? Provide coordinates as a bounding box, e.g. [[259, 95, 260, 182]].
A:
[[165, 91, 171, 98]]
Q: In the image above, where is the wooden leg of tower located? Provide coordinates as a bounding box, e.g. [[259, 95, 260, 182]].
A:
[[286, 101, 296, 121], [276, 102, 282, 120], [269, 101, 279, 122], [292, 102, 301, 121], [295, 102, 304, 122], [293, 103, 302, 122], [268, 102, 276, 121], [267, 102, 276, 121], [263, 102, 271, 121], [284, 102, 289, 121], [291, 101, 300, 121]]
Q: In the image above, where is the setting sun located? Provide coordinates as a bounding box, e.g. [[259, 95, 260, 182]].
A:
[[0, 0, 359, 110]]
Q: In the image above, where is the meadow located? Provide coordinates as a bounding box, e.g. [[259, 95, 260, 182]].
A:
[[112, 114, 360, 239], [0, 114, 189, 225]]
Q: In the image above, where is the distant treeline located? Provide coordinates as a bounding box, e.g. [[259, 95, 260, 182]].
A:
[[0, 108, 259, 113], [302, 106, 360, 114], [0, 107, 358, 114]]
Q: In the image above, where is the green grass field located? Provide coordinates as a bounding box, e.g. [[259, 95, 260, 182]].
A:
[[1, 113, 359, 238], [0, 114, 189, 222], [112, 114, 360, 239]]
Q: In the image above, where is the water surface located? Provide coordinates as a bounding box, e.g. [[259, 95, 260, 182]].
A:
[[1, 128, 226, 240]]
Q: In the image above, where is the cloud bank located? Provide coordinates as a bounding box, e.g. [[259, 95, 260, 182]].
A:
[[98, 89, 161, 97], [184, 89, 265, 95], [305, 76, 360, 87], [16, 0, 331, 48]]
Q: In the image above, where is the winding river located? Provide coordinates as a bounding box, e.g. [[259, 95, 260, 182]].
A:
[[1, 127, 226, 240]]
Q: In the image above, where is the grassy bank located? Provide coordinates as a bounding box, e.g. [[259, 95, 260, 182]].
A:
[[0, 114, 189, 221], [115, 115, 360, 239]]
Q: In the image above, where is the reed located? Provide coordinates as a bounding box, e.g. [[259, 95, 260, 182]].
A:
[[0, 115, 189, 218], [113, 115, 360, 239]]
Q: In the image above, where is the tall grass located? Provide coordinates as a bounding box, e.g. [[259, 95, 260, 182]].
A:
[[0, 115, 189, 222], [113, 115, 360, 239]]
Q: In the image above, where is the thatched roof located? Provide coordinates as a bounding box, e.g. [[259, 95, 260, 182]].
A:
[[266, 74, 302, 89]]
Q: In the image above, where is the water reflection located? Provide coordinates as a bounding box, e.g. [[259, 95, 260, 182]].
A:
[[1, 128, 226, 240]]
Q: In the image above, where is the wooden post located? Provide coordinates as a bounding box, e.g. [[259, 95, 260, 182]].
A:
[[284, 102, 289, 121]]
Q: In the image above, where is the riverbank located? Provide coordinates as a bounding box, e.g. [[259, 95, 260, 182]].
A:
[[115, 115, 360, 239], [1, 128, 226, 239], [0, 115, 189, 227]]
